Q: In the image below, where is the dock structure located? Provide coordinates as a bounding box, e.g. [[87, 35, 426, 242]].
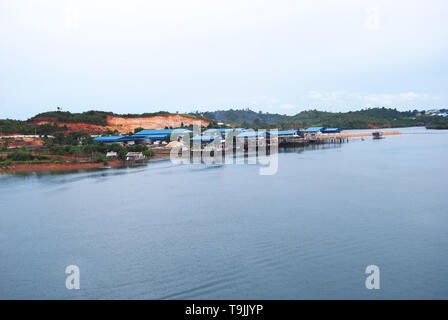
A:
[[97, 126, 354, 158], [199, 128, 346, 152], [185, 127, 348, 153], [158, 127, 401, 160]]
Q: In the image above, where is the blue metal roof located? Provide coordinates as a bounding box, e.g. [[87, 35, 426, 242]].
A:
[[237, 131, 272, 138], [134, 128, 191, 136], [118, 136, 146, 142], [131, 134, 168, 140], [237, 130, 301, 138], [304, 126, 326, 133], [322, 128, 341, 133], [275, 130, 302, 136], [93, 136, 127, 143], [190, 135, 220, 142], [204, 128, 246, 133], [94, 135, 148, 143]]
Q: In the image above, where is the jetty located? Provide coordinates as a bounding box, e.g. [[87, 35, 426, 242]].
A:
[[92, 127, 401, 157]]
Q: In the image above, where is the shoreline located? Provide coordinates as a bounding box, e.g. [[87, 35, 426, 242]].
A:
[[0, 160, 124, 173], [0, 129, 402, 173], [335, 130, 401, 138]]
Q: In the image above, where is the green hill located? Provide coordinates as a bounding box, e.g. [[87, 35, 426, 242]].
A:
[[202, 107, 448, 129], [1, 108, 448, 135]]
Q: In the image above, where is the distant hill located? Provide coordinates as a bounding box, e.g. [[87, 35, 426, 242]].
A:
[[28, 110, 203, 126], [202, 107, 448, 130], [1, 107, 448, 135], [1, 111, 208, 135]]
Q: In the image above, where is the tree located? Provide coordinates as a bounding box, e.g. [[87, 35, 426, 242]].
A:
[[134, 127, 144, 134], [108, 143, 123, 152], [1, 138, 10, 151], [118, 149, 127, 160], [143, 150, 154, 157], [53, 132, 66, 145]]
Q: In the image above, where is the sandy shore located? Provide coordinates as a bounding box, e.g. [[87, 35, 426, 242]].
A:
[[339, 130, 401, 138], [319, 130, 401, 139]]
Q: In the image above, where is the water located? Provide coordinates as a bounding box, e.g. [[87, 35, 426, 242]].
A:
[[1, 127, 447, 299]]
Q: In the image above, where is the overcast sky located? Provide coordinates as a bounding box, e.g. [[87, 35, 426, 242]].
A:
[[1, 0, 447, 119]]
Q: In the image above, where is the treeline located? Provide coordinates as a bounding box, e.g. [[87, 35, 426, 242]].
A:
[[0, 146, 52, 164], [0, 119, 68, 135], [29, 110, 204, 125], [203, 107, 448, 129], [30, 111, 111, 125]]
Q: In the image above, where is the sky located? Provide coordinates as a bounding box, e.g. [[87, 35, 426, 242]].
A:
[[1, 0, 447, 120]]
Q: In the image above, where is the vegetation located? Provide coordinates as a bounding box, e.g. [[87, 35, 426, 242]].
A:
[[426, 124, 448, 129], [201, 107, 448, 130], [0, 130, 156, 167], [0, 110, 207, 135], [94, 154, 108, 164], [1, 146, 51, 162], [45, 131, 93, 146], [0, 119, 67, 135], [3, 108, 448, 136], [30, 111, 111, 125], [29, 110, 204, 125]]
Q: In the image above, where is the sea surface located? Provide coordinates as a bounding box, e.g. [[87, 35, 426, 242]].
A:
[[1, 127, 447, 299]]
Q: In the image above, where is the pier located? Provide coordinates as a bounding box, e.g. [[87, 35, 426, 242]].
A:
[[159, 129, 403, 160]]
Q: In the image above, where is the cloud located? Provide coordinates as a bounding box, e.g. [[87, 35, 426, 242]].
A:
[[307, 91, 350, 104], [365, 5, 380, 31], [251, 96, 280, 105], [308, 91, 323, 99], [363, 92, 423, 105], [307, 90, 425, 105], [279, 103, 295, 109]]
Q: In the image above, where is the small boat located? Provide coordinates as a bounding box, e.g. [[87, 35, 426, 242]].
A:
[[372, 132, 384, 139]]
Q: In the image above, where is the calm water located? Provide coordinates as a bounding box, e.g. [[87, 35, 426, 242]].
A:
[[1, 127, 447, 299]]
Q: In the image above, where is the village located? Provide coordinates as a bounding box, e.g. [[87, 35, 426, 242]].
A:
[[0, 124, 403, 173]]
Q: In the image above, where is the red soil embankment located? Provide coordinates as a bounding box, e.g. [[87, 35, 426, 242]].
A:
[[0, 160, 122, 172], [32, 114, 210, 134]]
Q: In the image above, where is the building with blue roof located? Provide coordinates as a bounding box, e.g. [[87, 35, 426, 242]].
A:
[[93, 136, 145, 143], [236, 130, 274, 138], [322, 128, 341, 133], [93, 128, 192, 144], [190, 135, 220, 143], [133, 128, 191, 136], [304, 126, 326, 133], [204, 128, 245, 133], [275, 130, 302, 136]]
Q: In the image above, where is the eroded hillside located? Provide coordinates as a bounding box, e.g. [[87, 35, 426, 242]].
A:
[[30, 114, 209, 134]]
